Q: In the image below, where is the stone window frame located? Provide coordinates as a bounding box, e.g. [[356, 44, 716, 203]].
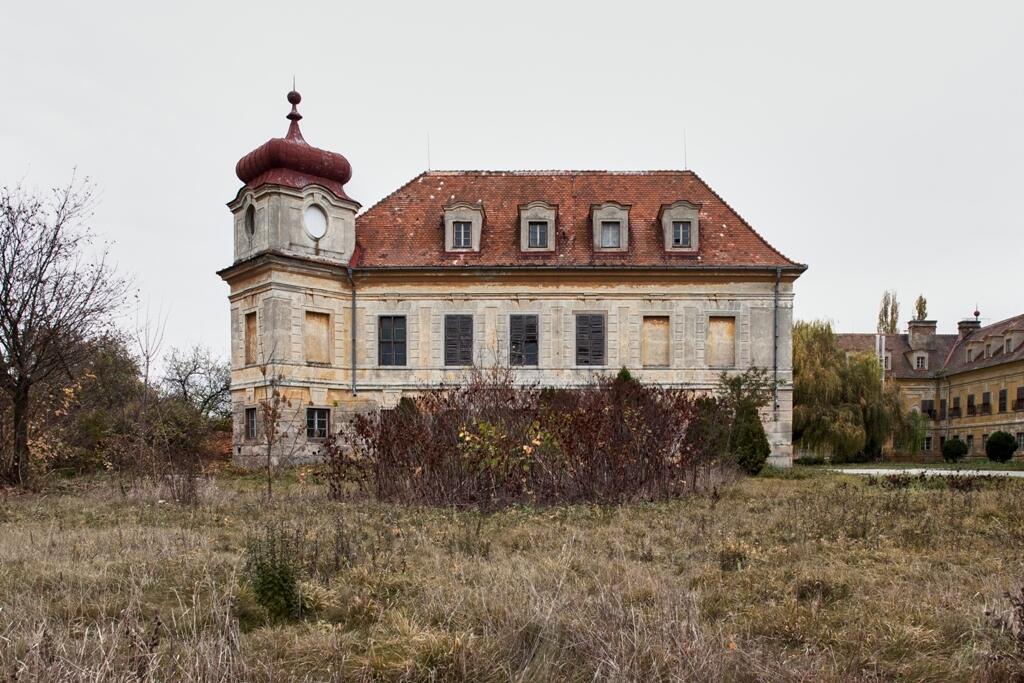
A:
[[444, 201, 484, 252], [658, 200, 701, 253], [914, 354, 927, 370], [444, 314, 475, 366], [519, 201, 557, 252], [590, 202, 630, 253], [301, 191, 333, 242]]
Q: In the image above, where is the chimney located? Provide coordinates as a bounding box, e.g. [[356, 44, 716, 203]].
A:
[[958, 319, 981, 338], [908, 319, 937, 349]]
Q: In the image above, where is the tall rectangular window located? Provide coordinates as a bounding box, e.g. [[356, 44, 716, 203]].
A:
[[999, 388, 1008, 412], [1018, 433, 1024, 449], [509, 314, 539, 366], [966, 434, 974, 451], [642, 316, 670, 367], [1017, 387, 1024, 410], [967, 394, 976, 415], [707, 316, 737, 368], [306, 408, 329, 440], [952, 396, 961, 417], [244, 312, 257, 365], [575, 313, 606, 366], [982, 391, 991, 413], [672, 220, 692, 248], [939, 398, 947, 419], [444, 315, 473, 366], [528, 221, 548, 249], [600, 221, 621, 248], [453, 221, 472, 249], [304, 311, 331, 364], [378, 316, 407, 366], [244, 407, 257, 440], [924, 436, 932, 452]]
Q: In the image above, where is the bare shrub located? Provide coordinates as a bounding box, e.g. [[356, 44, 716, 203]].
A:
[[351, 369, 727, 508]]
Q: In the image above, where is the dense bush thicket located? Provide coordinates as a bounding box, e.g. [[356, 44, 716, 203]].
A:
[[942, 437, 969, 463], [986, 431, 1019, 463], [330, 368, 770, 508]]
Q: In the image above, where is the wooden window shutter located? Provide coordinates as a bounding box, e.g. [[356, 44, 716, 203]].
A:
[[445, 315, 473, 366], [510, 314, 539, 366], [576, 314, 605, 366]]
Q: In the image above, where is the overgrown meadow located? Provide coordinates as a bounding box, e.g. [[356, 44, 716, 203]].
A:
[[2, 468, 1023, 682]]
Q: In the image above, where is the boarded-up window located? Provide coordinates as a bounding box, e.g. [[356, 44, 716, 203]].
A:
[[510, 314, 539, 366], [642, 316, 670, 367], [575, 314, 605, 366], [244, 312, 257, 365], [707, 316, 736, 368], [444, 315, 473, 366], [305, 311, 331, 364]]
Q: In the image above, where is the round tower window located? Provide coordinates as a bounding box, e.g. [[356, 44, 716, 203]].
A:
[[304, 205, 328, 239], [244, 205, 255, 237]]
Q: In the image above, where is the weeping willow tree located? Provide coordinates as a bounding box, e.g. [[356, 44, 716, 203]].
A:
[[793, 320, 904, 462]]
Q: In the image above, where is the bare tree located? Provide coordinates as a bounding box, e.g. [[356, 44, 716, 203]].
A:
[[0, 178, 127, 485], [162, 344, 230, 419]]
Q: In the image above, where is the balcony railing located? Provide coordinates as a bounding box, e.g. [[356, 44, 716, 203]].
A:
[[923, 409, 937, 420], [950, 407, 962, 418], [967, 406, 977, 416], [1015, 399, 1024, 411], [981, 404, 992, 415]]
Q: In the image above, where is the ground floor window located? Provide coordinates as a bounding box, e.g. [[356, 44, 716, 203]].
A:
[[306, 408, 329, 440], [966, 434, 974, 452], [1017, 433, 1024, 449], [923, 436, 932, 451], [244, 407, 257, 440]]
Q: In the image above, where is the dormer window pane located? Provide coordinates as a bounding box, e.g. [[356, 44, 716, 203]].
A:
[[601, 221, 621, 248], [528, 221, 548, 249], [672, 221, 692, 248], [453, 221, 472, 249]]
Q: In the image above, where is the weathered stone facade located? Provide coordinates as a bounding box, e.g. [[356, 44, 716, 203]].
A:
[[220, 92, 804, 468]]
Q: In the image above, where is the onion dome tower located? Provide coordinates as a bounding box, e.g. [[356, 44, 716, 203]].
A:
[[228, 90, 359, 266]]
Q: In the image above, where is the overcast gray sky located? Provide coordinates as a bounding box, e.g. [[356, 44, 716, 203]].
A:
[[3, 0, 1022, 358]]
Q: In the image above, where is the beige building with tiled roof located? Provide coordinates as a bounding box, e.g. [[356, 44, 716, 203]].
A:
[[837, 314, 1024, 457], [219, 92, 806, 466]]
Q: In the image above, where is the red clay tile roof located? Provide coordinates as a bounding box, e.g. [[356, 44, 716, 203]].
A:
[[836, 313, 1024, 380], [352, 171, 803, 270]]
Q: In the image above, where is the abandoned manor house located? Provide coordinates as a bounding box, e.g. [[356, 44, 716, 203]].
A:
[[837, 312, 1024, 457], [219, 91, 807, 466]]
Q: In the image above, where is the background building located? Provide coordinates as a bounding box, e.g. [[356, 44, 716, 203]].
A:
[[837, 313, 1024, 456], [219, 92, 806, 466]]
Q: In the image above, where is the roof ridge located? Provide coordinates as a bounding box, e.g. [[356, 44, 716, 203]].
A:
[[423, 169, 696, 176], [356, 170, 429, 218]]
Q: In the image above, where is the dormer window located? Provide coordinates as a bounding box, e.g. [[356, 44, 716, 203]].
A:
[[967, 348, 974, 362], [659, 201, 700, 252], [915, 354, 927, 370], [519, 201, 556, 252], [591, 202, 629, 252], [453, 221, 472, 249], [601, 221, 621, 248], [444, 201, 484, 252]]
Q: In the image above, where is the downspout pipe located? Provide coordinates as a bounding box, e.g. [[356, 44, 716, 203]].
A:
[[345, 266, 357, 396], [773, 267, 780, 420]]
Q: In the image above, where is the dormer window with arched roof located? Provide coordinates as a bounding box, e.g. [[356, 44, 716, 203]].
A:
[[591, 202, 629, 253], [519, 201, 557, 252], [659, 201, 700, 253], [444, 201, 484, 252]]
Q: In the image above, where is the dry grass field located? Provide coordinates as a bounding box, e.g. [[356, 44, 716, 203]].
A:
[[2, 468, 1024, 682]]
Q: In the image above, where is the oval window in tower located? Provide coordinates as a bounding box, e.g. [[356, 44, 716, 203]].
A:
[[244, 205, 256, 237], [303, 204, 328, 240]]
